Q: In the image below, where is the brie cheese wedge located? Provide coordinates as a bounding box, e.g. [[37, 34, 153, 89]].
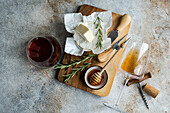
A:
[[75, 24, 94, 42]]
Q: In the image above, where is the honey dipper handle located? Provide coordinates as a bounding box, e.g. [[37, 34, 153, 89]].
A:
[[116, 14, 131, 32], [100, 48, 120, 73], [100, 43, 126, 74], [97, 49, 116, 63]]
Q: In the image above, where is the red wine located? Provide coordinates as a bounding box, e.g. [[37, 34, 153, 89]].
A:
[[28, 37, 52, 62], [26, 36, 62, 68]]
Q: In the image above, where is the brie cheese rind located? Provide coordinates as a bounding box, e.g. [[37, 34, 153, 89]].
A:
[[64, 13, 83, 34], [65, 38, 84, 56], [64, 11, 112, 55]]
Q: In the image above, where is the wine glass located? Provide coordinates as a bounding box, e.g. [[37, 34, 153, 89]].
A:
[[103, 40, 150, 113], [26, 36, 62, 68]]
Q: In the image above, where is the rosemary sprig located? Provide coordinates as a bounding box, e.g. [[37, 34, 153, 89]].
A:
[[54, 54, 97, 82], [63, 62, 91, 83], [54, 54, 96, 69], [94, 16, 103, 49]]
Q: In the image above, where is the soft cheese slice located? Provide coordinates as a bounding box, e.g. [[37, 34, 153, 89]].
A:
[[75, 24, 94, 42]]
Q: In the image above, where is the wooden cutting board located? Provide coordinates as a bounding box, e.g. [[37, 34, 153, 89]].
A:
[[57, 4, 131, 96]]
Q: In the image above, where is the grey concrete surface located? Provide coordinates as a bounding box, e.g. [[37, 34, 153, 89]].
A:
[[0, 0, 169, 113]]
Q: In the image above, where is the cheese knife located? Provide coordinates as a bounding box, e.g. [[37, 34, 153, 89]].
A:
[[97, 14, 131, 62], [109, 14, 131, 42]]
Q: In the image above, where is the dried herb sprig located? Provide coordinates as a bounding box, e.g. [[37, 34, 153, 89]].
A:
[[54, 54, 97, 82], [94, 16, 103, 49]]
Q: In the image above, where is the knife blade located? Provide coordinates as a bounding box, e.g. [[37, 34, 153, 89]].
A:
[[108, 14, 131, 43], [108, 30, 119, 42], [112, 34, 127, 50]]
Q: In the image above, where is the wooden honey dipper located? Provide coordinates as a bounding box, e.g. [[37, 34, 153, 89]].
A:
[[90, 37, 130, 85]]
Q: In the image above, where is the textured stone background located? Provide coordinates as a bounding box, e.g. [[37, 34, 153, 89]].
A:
[[0, 0, 169, 113]]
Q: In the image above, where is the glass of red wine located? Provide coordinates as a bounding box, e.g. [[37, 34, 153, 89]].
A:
[[26, 36, 62, 68]]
